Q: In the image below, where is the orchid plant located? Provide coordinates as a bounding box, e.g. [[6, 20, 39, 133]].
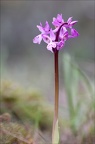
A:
[[33, 14, 79, 143]]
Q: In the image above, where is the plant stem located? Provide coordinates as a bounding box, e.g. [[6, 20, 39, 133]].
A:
[[52, 49, 59, 142], [52, 22, 67, 142]]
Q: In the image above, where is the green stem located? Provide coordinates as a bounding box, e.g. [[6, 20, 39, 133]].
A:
[[52, 50, 59, 142]]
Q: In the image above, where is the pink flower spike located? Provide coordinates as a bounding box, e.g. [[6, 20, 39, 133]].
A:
[[33, 14, 79, 52]]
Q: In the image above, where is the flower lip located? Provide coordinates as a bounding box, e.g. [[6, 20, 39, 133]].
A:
[[47, 42, 57, 52], [33, 34, 42, 44]]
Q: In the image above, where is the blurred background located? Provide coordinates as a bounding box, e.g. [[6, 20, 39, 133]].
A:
[[0, 1, 95, 143], [1, 0, 95, 93]]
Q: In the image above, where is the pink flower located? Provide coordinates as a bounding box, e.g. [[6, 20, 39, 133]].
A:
[[37, 21, 50, 33], [66, 17, 79, 38], [59, 27, 68, 41], [57, 40, 65, 50], [68, 28, 79, 38], [67, 17, 78, 27], [33, 21, 50, 44], [43, 29, 57, 52], [33, 34, 42, 44], [33, 14, 79, 52], [52, 14, 64, 27]]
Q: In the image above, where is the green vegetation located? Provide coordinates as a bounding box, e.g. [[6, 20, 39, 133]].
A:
[[62, 53, 95, 141], [0, 53, 94, 144], [0, 80, 53, 131]]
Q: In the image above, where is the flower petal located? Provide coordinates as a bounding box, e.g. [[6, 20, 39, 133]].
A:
[[57, 41, 65, 50], [59, 27, 68, 40], [50, 29, 56, 41], [67, 17, 73, 24], [53, 27, 59, 33], [70, 20, 78, 25], [71, 28, 79, 37], [57, 14, 64, 23], [42, 35, 51, 44], [63, 31, 68, 41], [37, 25, 44, 33], [44, 21, 50, 32], [33, 34, 42, 44], [37, 21, 50, 33], [52, 14, 64, 27], [47, 42, 56, 52], [52, 18, 59, 27]]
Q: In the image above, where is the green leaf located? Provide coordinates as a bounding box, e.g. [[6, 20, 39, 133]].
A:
[[63, 54, 75, 118], [52, 120, 59, 144]]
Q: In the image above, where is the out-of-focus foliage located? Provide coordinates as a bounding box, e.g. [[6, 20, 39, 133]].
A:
[[0, 121, 33, 144], [62, 53, 95, 136], [1, 1, 94, 94], [0, 53, 95, 144], [0, 81, 53, 131], [0, 113, 50, 144], [0, 58, 94, 143]]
